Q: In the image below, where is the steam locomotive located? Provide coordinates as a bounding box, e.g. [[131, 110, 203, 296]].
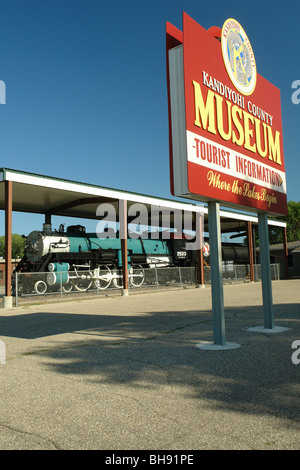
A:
[[13, 223, 249, 295], [13, 223, 192, 294]]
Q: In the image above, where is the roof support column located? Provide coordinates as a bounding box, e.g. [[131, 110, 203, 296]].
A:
[[4, 180, 13, 308], [196, 246, 204, 286], [119, 199, 129, 296], [282, 226, 289, 279]]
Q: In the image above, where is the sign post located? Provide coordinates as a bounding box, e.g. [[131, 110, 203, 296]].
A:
[[208, 201, 225, 345], [258, 212, 274, 329], [166, 13, 288, 345]]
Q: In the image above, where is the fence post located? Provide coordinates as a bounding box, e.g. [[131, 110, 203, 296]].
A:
[[234, 265, 237, 283], [179, 266, 183, 288], [60, 271, 63, 300], [155, 267, 159, 292]]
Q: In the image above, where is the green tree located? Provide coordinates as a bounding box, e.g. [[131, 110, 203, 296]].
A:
[[244, 200, 300, 246], [267, 200, 300, 243], [285, 200, 300, 241], [0, 234, 25, 259]]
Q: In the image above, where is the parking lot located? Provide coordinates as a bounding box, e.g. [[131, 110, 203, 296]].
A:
[[0, 280, 299, 450]]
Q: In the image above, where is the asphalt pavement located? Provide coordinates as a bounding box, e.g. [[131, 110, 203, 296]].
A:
[[0, 280, 299, 450]]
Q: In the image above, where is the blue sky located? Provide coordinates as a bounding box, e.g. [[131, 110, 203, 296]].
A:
[[0, 0, 299, 235]]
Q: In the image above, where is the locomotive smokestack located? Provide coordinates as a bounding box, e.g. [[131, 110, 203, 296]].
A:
[[43, 223, 52, 234]]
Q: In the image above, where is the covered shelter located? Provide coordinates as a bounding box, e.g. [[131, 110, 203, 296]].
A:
[[0, 168, 287, 306]]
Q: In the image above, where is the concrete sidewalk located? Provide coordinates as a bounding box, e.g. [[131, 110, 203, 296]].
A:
[[0, 280, 299, 450]]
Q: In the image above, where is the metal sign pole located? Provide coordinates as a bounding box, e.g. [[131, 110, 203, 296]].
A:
[[258, 212, 274, 329], [207, 201, 226, 345]]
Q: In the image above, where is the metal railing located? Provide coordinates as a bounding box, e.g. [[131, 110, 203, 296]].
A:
[[13, 264, 280, 306]]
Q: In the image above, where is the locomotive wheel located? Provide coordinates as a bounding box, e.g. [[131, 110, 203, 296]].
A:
[[73, 274, 93, 292], [34, 280, 47, 295], [62, 281, 73, 293], [130, 265, 145, 288], [94, 265, 112, 290], [112, 268, 123, 289]]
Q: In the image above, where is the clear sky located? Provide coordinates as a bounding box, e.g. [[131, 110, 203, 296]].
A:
[[0, 0, 299, 235]]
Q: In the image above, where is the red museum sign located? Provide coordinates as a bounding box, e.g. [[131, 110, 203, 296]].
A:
[[167, 13, 287, 216]]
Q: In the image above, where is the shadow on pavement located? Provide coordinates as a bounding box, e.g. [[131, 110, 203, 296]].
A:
[[1, 301, 299, 425]]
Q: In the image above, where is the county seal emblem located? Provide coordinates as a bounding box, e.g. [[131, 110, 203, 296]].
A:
[[221, 18, 256, 95]]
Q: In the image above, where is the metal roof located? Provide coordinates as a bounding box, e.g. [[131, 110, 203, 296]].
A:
[[0, 167, 286, 233], [269, 241, 300, 252]]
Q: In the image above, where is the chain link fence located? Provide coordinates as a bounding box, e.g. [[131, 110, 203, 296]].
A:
[[12, 263, 280, 306]]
